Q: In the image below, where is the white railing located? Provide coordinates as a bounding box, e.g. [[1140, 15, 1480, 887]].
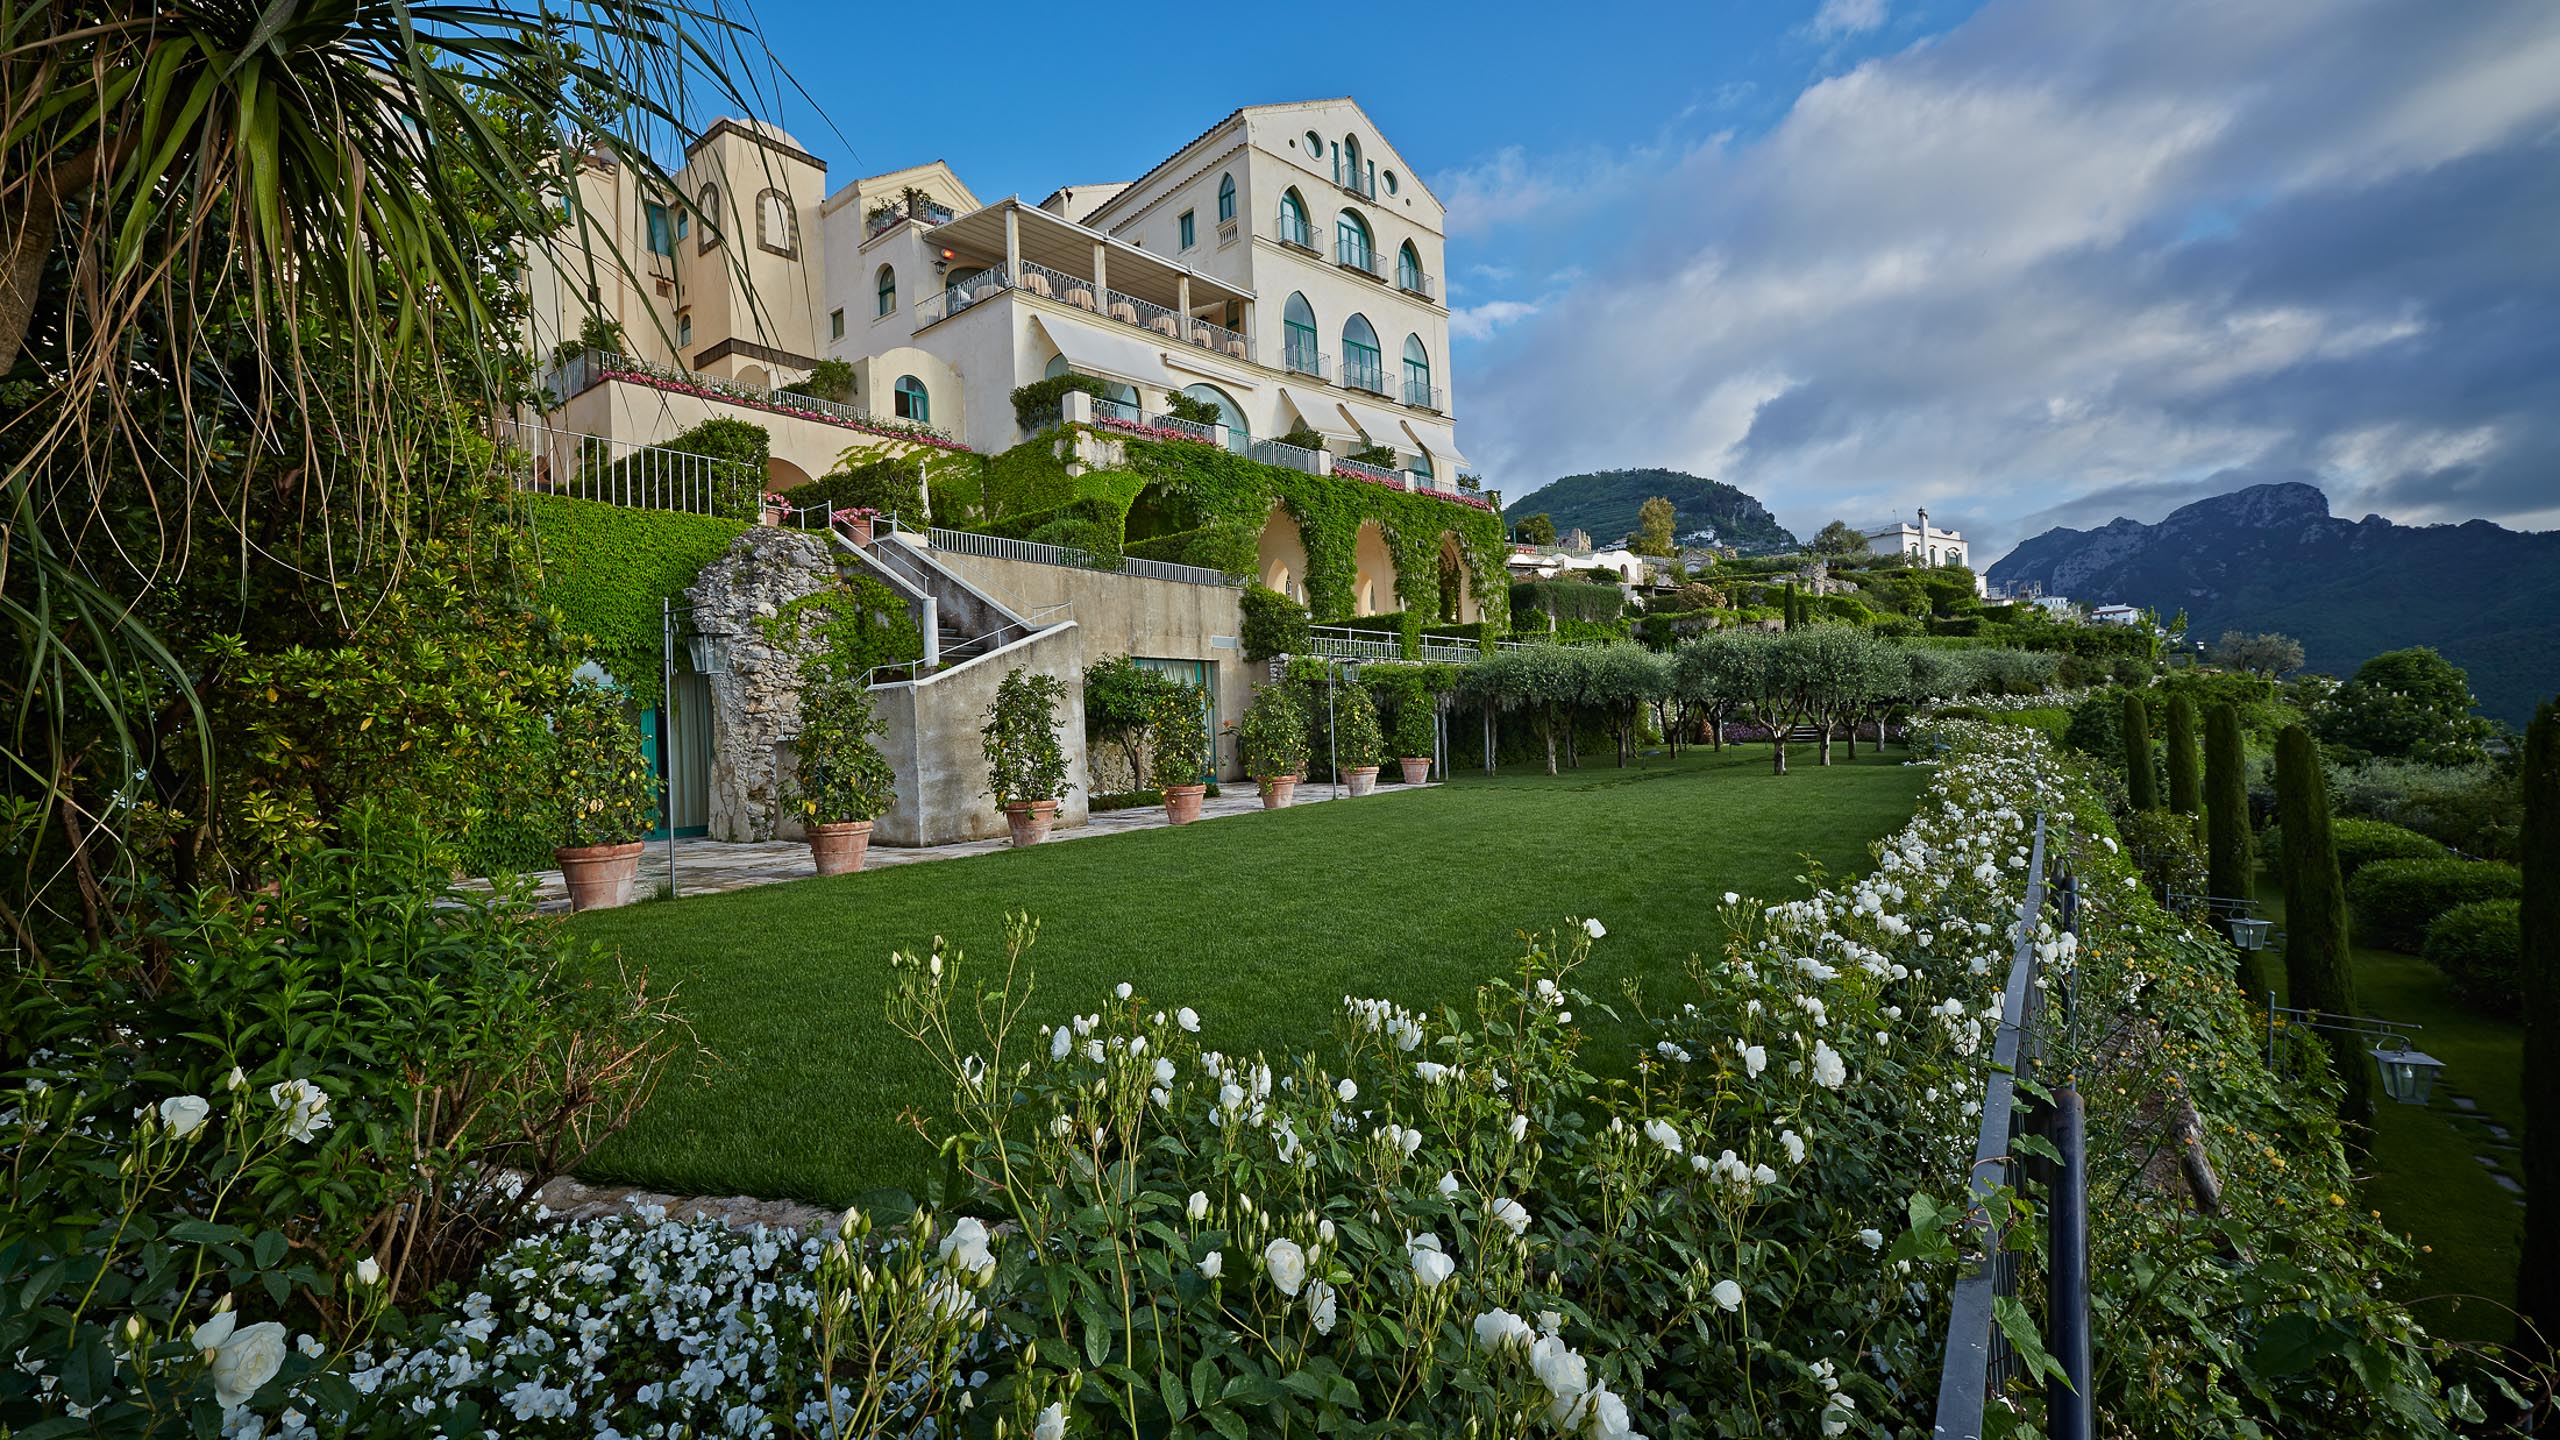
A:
[[1275, 215, 1319, 252], [1310, 624, 1484, 664], [867, 200, 955, 238], [1339, 168, 1378, 202], [1343, 358, 1392, 397], [1281, 342, 1332, 382], [1403, 380, 1445, 412], [1184, 313, 1254, 364], [1331, 456, 1400, 487], [500, 420, 760, 518], [1396, 265, 1439, 301], [915, 264, 1013, 326], [926, 526, 1241, 588], [926, 260, 1256, 364], [537, 348, 964, 447], [1336, 237, 1385, 280], [1017, 259, 1100, 311], [1249, 437, 1329, 474]]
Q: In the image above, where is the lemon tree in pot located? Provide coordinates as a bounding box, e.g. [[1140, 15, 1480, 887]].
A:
[[1240, 682, 1311, 808], [1152, 684, 1212, 824], [983, 667, 1071, 846], [1390, 681, 1437, 784], [789, 664, 896, 876], [1337, 678, 1385, 796], [552, 680, 658, 910]]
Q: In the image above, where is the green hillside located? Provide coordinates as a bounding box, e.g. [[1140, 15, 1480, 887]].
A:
[[1502, 468, 1799, 553]]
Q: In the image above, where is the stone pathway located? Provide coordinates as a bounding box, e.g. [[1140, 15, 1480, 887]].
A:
[[489, 778, 1437, 913]]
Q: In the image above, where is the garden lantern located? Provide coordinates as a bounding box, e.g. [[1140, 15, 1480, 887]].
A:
[[2367, 1044, 2445, 1106], [687, 631, 731, 676], [2227, 916, 2272, 951]]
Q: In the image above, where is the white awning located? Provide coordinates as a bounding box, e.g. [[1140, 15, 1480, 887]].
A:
[[1401, 418, 1473, 473], [1276, 386, 1355, 440], [1334, 396, 1411, 445], [1033, 313, 1172, 389]]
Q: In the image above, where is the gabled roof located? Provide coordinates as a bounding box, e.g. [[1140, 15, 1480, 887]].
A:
[[1081, 98, 1443, 226]]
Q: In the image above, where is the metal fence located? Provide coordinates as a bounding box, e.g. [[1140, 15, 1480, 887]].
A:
[[1309, 624, 1485, 664], [924, 526, 1240, 589], [500, 420, 759, 518], [1932, 813, 2091, 1440]]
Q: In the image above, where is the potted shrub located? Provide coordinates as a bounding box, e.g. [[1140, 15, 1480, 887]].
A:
[[760, 491, 788, 527], [833, 505, 881, 545], [1391, 685, 1437, 785], [1240, 683, 1311, 808], [789, 665, 896, 875], [552, 680, 658, 910], [982, 667, 1071, 845], [1337, 679, 1384, 796], [1152, 686, 1212, 824]]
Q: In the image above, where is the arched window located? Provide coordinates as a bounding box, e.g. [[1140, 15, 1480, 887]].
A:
[[756, 188, 798, 258], [1180, 383, 1247, 443], [1283, 293, 1319, 375], [1412, 450, 1433, 480], [893, 375, 929, 423], [1336, 209, 1373, 272], [1402, 334, 1433, 408], [1343, 135, 1364, 193], [1342, 313, 1383, 394], [1397, 241, 1424, 293], [875, 264, 897, 317], [1216, 172, 1236, 223], [697, 183, 721, 251], [1278, 188, 1311, 248]]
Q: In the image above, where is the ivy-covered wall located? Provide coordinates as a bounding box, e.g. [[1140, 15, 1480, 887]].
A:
[[524, 495, 749, 706], [929, 429, 1512, 633]]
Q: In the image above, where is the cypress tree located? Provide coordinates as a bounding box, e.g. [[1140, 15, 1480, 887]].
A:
[[2122, 692, 2160, 811], [2276, 724, 2372, 1133], [2518, 699, 2558, 1355], [2166, 693, 2202, 815], [2204, 703, 2264, 995]]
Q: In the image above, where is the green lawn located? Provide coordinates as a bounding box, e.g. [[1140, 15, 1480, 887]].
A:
[[566, 745, 1928, 1207], [2253, 875, 2526, 1343]]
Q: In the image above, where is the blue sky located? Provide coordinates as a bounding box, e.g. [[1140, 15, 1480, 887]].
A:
[[721, 0, 2560, 560]]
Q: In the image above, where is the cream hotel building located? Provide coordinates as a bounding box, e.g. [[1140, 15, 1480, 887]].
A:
[[528, 98, 1473, 494]]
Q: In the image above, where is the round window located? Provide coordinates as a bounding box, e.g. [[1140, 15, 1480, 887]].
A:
[[1305, 129, 1322, 155], [1384, 170, 1399, 195]]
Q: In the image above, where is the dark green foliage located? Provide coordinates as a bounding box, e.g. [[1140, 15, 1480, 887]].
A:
[[1375, 671, 1439, 759], [981, 668, 1072, 806], [2276, 725, 2372, 1131], [1084, 654, 1184, 790], [777, 358, 855, 403], [1239, 682, 1313, 780], [528, 497, 749, 709], [2327, 760, 2523, 860], [1811, 519, 1870, 555], [2165, 696, 2202, 817], [2122, 692, 2160, 811], [2119, 808, 2206, 902], [1148, 684, 1211, 787], [553, 679, 659, 847], [1009, 371, 1107, 428], [2262, 817, 2451, 880], [2519, 698, 2558, 1349], [802, 454, 927, 521], [2064, 691, 2124, 764], [1500, 467, 1798, 554], [789, 669, 895, 825], [1509, 580, 1625, 629], [2313, 647, 2495, 765], [2110, 656, 2154, 688], [1162, 392, 1225, 427], [2204, 704, 2260, 991], [1515, 513, 1557, 546], [1240, 584, 1311, 662], [1346, 443, 1399, 469], [2346, 857, 2524, 953], [2422, 900, 2522, 1010]]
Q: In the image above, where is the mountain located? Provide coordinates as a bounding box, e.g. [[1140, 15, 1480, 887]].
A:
[[1988, 482, 2560, 725], [1503, 469, 1799, 554]]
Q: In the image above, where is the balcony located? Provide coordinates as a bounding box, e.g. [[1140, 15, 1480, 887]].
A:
[[913, 257, 1256, 365], [1402, 379, 1445, 413], [866, 198, 956, 240], [1343, 356, 1391, 397], [1276, 215, 1319, 254], [1336, 237, 1386, 282], [1339, 168, 1378, 202], [1281, 340, 1332, 382], [1395, 265, 1439, 302]]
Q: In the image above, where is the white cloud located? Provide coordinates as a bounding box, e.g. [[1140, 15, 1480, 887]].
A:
[[1807, 0, 1887, 40], [1450, 300, 1543, 342], [1456, 0, 2560, 556]]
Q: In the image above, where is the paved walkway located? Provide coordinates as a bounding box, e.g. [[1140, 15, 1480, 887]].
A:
[[499, 778, 1436, 911]]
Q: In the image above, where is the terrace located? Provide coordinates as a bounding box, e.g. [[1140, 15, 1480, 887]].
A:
[[913, 199, 1255, 362]]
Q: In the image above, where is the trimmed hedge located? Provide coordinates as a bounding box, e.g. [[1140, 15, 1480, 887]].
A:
[[2422, 899, 2521, 1010], [2263, 816, 2450, 881], [2346, 856, 2523, 952], [525, 495, 748, 707]]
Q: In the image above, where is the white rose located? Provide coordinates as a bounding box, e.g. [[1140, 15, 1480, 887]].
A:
[[1581, 917, 1606, 939], [1711, 1278, 1744, 1312], [1742, 1044, 1768, 1079], [939, 1216, 995, 1281], [1859, 1228, 1885, 1250], [1780, 1129, 1806, 1165], [1489, 1197, 1531, 1236], [194, 1311, 288, 1408], [266, 1079, 331, 1143], [1262, 1238, 1307, 1296], [1529, 1333, 1590, 1409], [1199, 1250, 1223, 1279], [1437, 1171, 1460, 1197], [1586, 1383, 1637, 1440], [1050, 1027, 1073, 1062], [159, 1094, 211, 1139], [223, 1066, 248, 1092], [1722, 891, 1741, 905], [1642, 1118, 1683, 1156], [1411, 1248, 1456, 1289], [1177, 1007, 1201, 1033], [354, 1256, 381, 1287], [1414, 1061, 1450, 1084], [1115, 982, 1132, 1000], [1509, 1113, 1529, 1142], [1033, 1401, 1067, 1440], [1473, 1307, 1533, 1351], [1305, 1279, 1338, 1335], [1187, 1191, 1210, 1222], [1811, 1040, 1848, 1090], [1336, 1078, 1357, 1103]]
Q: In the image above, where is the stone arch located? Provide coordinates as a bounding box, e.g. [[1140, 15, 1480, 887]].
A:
[[1352, 521, 1394, 617], [766, 456, 814, 492], [1436, 532, 1474, 622], [1257, 503, 1308, 603]]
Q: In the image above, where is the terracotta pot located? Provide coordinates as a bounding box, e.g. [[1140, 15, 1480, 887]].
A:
[[1258, 776, 1297, 809], [1162, 783, 1208, 825], [555, 841, 645, 911], [1003, 800, 1057, 847], [1399, 757, 1432, 785], [759, 505, 783, 528], [1344, 765, 1379, 797], [842, 513, 877, 545], [806, 820, 874, 876]]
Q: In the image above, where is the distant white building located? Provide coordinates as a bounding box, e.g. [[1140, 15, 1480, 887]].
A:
[[1509, 545, 1649, 585], [2089, 603, 2143, 627], [1864, 507, 1984, 595]]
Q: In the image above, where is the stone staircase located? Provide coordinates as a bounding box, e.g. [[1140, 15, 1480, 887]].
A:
[[832, 525, 1059, 675]]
